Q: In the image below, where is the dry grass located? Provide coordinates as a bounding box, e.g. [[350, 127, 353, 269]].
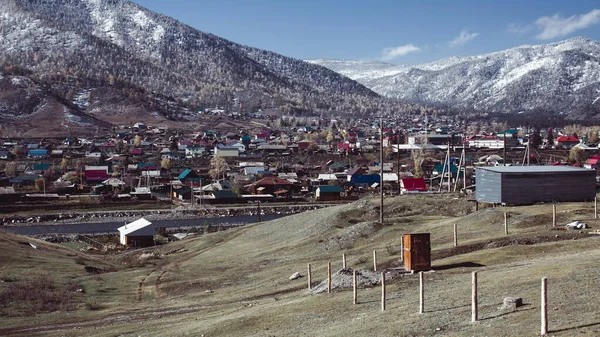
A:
[[1, 195, 600, 336]]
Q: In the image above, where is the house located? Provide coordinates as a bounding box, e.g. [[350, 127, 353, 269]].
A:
[[185, 146, 206, 158], [346, 167, 366, 181], [178, 169, 203, 186], [243, 166, 265, 176], [255, 131, 270, 141], [400, 178, 428, 194], [584, 155, 600, 170], [246, 176, 294, 195], [0, 150, 13, 160], [201, 180, 233, 193], [9, 174, 41, 186], [33, 163, 52, 173], [130, 148, 144, 156], [555, 135, 580, 149], [28, 149, 48, 158], [317, 174, 339, 184], [227, 142, 246, 153], [256, 144, 286, 153], [205, 190, 239, 204], [118, 218, 155, 247], [214, 145, 240, 157], [315, 185, 343, 201], [85, 166, 111, 184], [348, 174, 380, 190]]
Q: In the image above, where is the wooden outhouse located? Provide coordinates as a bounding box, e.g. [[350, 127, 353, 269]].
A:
[[403, 233, 431, 272]]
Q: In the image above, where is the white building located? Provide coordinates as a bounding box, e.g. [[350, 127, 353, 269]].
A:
[[117, 218, 155, 247]]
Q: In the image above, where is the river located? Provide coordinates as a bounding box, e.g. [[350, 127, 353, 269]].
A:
[[2, 214, 289, 236]]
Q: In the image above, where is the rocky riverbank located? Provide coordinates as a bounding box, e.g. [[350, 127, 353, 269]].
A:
[[1, 204, 330, 227]]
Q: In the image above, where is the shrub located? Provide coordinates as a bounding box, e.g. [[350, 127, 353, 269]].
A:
[[0, 275, 76, 316], [84, 301, 104, 311]]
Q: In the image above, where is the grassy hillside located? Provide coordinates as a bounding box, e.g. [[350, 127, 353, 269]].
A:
[[1, 195, 600, 336]]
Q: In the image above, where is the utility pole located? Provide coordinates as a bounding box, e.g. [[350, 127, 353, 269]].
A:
[[397, 129, 401, 195], [503, 131, 507, 167], [447, 140, 451, 193], [380, 117, 384, 224]]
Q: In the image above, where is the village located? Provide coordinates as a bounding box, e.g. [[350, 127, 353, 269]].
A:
[[1, 112, 600, 216]]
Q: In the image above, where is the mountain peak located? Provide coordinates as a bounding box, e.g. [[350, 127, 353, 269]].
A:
[[0, 0, 420, 135], [311, 37, 600, 117]]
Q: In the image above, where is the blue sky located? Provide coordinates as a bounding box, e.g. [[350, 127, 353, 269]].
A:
[[133, 0, 600, 65]]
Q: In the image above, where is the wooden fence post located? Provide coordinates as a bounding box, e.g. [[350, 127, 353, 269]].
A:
[[472, 271, 478, 322], [327, 262, 332, 294], [552, 204, 556, 227], [419, 271, 424, 314], [541, 277, 548, 336], [453, 223, 458, 247], [307, 264, 312, 290], [381, 272, 386, 311], [504, 212, 508, 235], [353, 270, 358, 305], [595, 197, 597, 219], [342, 253, 347, 269], [373, 250, 377, 272]]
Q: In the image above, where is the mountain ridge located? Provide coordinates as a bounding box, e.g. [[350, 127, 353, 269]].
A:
[[308, 37, 600, 118], [0, 0, 419, 136]]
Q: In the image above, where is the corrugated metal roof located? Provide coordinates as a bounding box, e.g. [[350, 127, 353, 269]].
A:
[[477, 166, 593, 173], [118, 218, 153, 236], [316, 185, 342, 193]]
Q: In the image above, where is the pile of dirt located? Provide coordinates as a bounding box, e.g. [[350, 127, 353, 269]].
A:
[[309, 268, 381, 294]]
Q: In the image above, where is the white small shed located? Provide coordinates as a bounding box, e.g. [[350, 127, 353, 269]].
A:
[[117, 218, 155, 247]]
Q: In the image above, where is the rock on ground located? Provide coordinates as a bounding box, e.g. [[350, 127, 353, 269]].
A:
[[308, 268, 381, 294]]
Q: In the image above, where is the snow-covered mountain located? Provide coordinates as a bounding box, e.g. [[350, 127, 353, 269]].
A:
[[0, 0, 412, 135], [309, 38, 600, 116]]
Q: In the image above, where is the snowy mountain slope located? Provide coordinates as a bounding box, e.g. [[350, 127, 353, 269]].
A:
[[308, 38, 600, 115], [0, 0, 398, 132]]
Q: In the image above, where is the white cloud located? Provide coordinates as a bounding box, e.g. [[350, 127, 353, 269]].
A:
[[449, 30, 479, 47], [535, 9, 600, 40], [507, 23, 532, 35], [379, 44, 421, 61]]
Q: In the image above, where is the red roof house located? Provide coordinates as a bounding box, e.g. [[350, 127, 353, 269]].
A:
[[400, 178, 428, 194], [585, 155, 600, 170], [556, 135, 580, 149], [246, 176, 295, 195]]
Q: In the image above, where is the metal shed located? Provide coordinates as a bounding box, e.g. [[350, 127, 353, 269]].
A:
[[118, 218, 155, 247], [476, 166, 596, 205]]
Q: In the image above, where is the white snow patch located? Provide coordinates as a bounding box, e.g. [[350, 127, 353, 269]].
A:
[[10, 77, 24, 86], [86, 0, 122, 45], [73, 89, 91, 110], [63, 108, 93, 126], [493, 58, 554, 91], [131, 11, 150, 28], [593, 97, 600, 105], [153, 25, 165, 42]]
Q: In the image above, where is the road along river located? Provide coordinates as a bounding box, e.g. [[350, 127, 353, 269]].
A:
[[2, 214, 289, 236]]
